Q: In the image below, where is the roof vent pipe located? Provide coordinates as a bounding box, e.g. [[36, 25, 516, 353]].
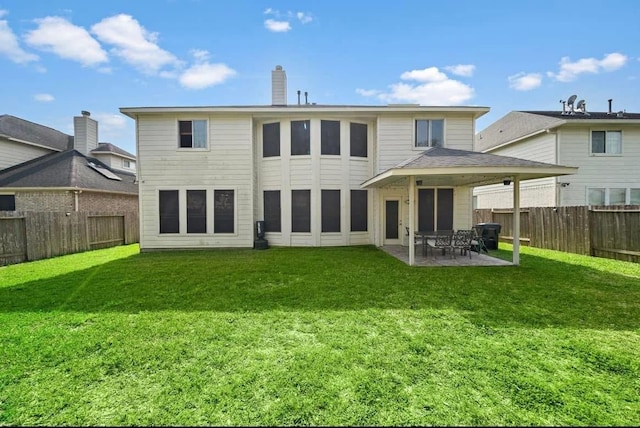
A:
[[305, 91, 308, 105], [297, 90, 301, 105], [608, 99, 613, 114], [561, 101, 566, 114]]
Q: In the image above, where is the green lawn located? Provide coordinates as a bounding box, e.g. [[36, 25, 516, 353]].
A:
[[1, 244, 639, 426]]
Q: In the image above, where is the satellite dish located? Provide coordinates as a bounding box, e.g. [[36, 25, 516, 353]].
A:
[[576, 100, 585, 110], [567, 94, 577, 106]]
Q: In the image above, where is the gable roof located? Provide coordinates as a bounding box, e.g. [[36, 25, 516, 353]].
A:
[[0, 149, 137, 194], [362, 147, 578, 188], [91, 142, 136, 159], [476, 110, 640, 152], [0, 114, 72, 151]]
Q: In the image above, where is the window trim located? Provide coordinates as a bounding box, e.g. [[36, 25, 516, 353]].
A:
[[590, 129, 622, 156], [414, 118, 445, 150], [177, 119, 209, 150]]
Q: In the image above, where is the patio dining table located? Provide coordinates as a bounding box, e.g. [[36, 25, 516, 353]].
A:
[[415, 231, 439, 256]]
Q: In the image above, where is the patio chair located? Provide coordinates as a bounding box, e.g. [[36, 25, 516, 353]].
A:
[[405, 227, 425, 254], [471, 226, 489, 254], [451, 229, 474, 258], [425, 230, 453, 257]]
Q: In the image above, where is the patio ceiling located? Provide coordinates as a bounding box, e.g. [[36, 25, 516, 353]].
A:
[[361, 147, 578, 189]]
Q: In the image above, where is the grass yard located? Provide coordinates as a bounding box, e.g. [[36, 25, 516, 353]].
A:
[[1, 244, 639, 426]]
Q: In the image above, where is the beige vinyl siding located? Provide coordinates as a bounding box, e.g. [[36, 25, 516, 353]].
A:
[[474, 132, 558, 208], [444, 115, 475, 151], [0, 140, 54, 170], [137, 114, 253, 249], [558, 126, 640, 205]]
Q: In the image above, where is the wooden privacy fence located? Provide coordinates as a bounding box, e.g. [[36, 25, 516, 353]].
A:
[[0, 211, 139, 266], [474, 205, 640, 263]]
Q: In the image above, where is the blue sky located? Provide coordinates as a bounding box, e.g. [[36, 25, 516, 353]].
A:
[[1, 0, 639, 155]]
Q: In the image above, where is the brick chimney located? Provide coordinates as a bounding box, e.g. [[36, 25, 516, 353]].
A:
[[73, 110, 98, 155], [271, 65, 287, 106]]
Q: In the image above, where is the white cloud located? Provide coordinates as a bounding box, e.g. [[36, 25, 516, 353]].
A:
[[34, 93, 54, 102], [445, 64, 475, 77], [547, 52, 628, 82], [508, 72, 542, 91], [91, 14, 180, 75], [25, 16, 107, 66], [179, 62, 236, 89], [358, 66, 475, 105], [0, 14, 39, 64], [264, 19, 291, 32], [296, 12, 313, 24]]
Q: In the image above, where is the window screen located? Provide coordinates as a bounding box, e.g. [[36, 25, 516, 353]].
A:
[[214, 190, 234, 233], [291, 120, 310, 155], [350, 190, 368, 232], [179, 120, 207, 148], [0, 194, 16, 211], [322, 190, 341, 232], [159, 190, 179, 233], [291, 190, 311, 232], [321, 120, 340, 155], [263, 122, 280, 157], [263, 190, 281, 232], [350, 123, 368, 157], [187, 190, 207, 233]]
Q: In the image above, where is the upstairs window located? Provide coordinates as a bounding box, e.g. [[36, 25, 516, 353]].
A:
[[591, 130, 621, 154], [350, 123, 368, 158], [415, 119, 444, 148], [179, 120, 207, 148], [291, 120, 310, 155], [321, 120, 340, 155], [263, 122, 280, 157]]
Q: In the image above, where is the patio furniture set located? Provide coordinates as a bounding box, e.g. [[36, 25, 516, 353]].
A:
[[408, 227, 489, 259]]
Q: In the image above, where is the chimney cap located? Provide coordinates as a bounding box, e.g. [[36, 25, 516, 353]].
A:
[[81, 110, 91, 117], [275, 65, 283, 70]]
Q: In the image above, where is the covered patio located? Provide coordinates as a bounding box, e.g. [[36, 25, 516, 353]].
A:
[[381, 244, 512, 266], [362, 147, 578, 266]]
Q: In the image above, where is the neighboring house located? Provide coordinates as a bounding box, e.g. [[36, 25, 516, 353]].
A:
[[474, 98, 640, 208], [120, 65, 576, 265], [0, 112, 138, 213]]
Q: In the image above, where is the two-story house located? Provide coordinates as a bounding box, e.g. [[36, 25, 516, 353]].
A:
[[474, 97, 640, 209], [121, 65, 576, 265]]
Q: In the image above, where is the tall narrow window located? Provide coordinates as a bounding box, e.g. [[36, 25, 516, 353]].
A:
[[159, 190, 179, 233], [291, 120, 310, 155], [321, 120, 340, 155], [591, 130, 621, 154], [322, 190, 341, 232], [263, 190, 281, 232], [350, 123, 368, 157], [415, 119, 444, 148], [291, 190, 311, 232], [263, 122, 280, 157], [350, 190, 368, 232], [179, 120, 207, 148], [418, 188, 453, 231], [0, 194, 16, 211], [187, 190, 207, 233], [214, 190, 234, 233]]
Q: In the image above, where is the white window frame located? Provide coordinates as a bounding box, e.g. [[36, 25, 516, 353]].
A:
[[414, 118, 445, 150], [590, 129, 622, 156]]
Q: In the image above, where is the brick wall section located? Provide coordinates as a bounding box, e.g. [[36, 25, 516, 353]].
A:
[[14, 190, 138, 213], [78, 191, 138, 213], [16, 191, 75, 212]]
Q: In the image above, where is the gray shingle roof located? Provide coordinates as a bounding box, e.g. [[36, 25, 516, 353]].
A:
[[91, 142, 135, 159], [476, 110, 640, 152], [0, 114, 72, 151], [0, 149, 137, 194], [395, 147, 565, 169]]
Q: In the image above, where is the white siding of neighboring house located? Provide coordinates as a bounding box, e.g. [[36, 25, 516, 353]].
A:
[[137, 114, 254, 250], [557, 125, 640, 206], [0, 139, 54, 170], [474, 132, 558, 208], [256, 117, 375, 247]]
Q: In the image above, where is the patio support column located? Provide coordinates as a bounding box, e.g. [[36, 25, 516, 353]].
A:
[[408, 175, 416, 266], [513, 176, 521, 266]]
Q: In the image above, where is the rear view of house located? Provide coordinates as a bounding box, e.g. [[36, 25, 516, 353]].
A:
[[121, 65, 575, 263]]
